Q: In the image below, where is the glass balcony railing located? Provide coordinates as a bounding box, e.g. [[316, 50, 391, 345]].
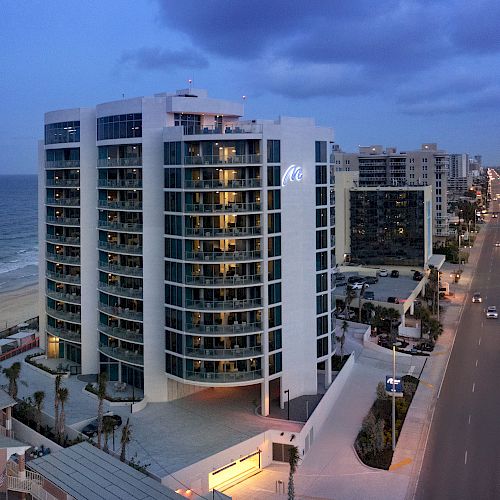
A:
[[185, 346, 263, 359], [47, 307, 81, 323], [98, 200, 143, 210], [97, 158, 142, 167], [184, 226, 261, 238], [184, 369, 262, 383], [98, 282, 143, 299], [184, 250, 262, 262], [184, 298, 262, 310], [184, 202, 261, 213], [184, 274, 261, 286], [45, 160, 80, 169], [98, 303, 143, 321], [98, 221, 143, 232], [184, 154, 261, 165], [46, 289, 81, 304], [99, 344, 144, 365], [45, 271, 81, 284], [97, 241, 142, 255], [46, 252, 80, 265], [46, 179, 79, 187], [47, 216, 80, 226], [46, 234, 80, 245], [98, 324, 143, 344], [46, 325, 81, 343], [186, 322, 263, 335], [46, 198, 80, 206], [98, 262, 143, 277], [184, 178, 261, 189], [181, 123, 263, 135], [98, 179, 142, 189]]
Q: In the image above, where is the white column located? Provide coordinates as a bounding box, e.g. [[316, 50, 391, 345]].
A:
[[38, 140, 47, 350], [261, 381, 269, 416]]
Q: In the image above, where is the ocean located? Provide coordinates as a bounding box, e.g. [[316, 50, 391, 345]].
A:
[[0, 175, 38, 293]]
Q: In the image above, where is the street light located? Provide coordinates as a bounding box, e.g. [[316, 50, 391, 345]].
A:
[[284, 389, 290, 420], [392, 344, 396, 451]]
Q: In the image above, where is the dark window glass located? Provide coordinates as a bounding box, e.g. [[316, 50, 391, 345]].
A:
[[165, 307, 183, 331], [316, 208, 327, 228], [165, 331, 184, 354], [316, 230, 327, 249], [268, 190, 281, 210], [316, 187, 327, 206], [45, 121, 81, 144], [269, 352, 282, 375], [316, 294, 328, 314], [164, 192, 182, 212], [316, 251, 327, 271], [315, 141, 327, 163], [165, 284, 183, 307], [165, 215, 182, 236], [164, 238, 182, 259], [267, 166, 281, 186], [268, 236, 281, 257], [316, 165, 327, 184], [317, 337, 328, 358], [267, 140, 281, 163], [316, 273, 327, 293], [317, 315, 328, 336], [97, 114, 142, 140], [164, 142, 182, 165], [268, 213, 281, 234], [164, 168, 182, 188], [165, 262, 182, 283], [268, 259, 282, 281], [165, 353, 183, 377], [269, 306, 282, 328], [268, 283, 282, 305], [269, 329, 282, 351]]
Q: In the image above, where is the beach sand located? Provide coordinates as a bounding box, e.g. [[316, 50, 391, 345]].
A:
[[0, 284, 39, 331]]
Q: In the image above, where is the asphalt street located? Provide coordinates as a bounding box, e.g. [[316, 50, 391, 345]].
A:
[[416, 171, 500, 500]]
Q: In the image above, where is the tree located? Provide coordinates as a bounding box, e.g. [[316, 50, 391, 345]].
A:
[[33, 391, 45, 433], [57, 387, 69, 445], [120, 418, 132, 462], [336, 320, 348, 361], [358, 283, 368, 322], [3, 362, 22, 399], [287, 445, 300, 500], [376, 381, 387, 401], [344, 284, 356, 317], [385, 308, 401, 344], [54, 375, 62, 441], [361, 301, 375, 324], [102, 417, 115, 453], [97, 372, 108, 449]]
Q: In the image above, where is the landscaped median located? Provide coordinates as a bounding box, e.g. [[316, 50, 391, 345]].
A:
[[354, 375, 419, 469]]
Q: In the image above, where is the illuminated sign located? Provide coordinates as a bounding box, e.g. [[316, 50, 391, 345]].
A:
[[385, 375, 403, 394], [282, 165, 303, 186]]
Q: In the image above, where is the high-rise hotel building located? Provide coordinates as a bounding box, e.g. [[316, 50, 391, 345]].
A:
[[39, 89, 335, 414]]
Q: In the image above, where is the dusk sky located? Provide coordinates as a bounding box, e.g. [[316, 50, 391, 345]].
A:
[[2, 0, 500, 174]]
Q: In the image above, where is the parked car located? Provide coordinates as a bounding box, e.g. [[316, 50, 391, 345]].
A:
[[364, 276, 378, 284], [81, 414, 123, 438], [486, 306, 498, 319], [364, 291, 375, 300], [335, 279, 347, 287], [472, 292, 482, 303], [495, 242, 500, 247], [390, 270, 400, 278], [413, 271, 424, 281], [347, 276, 365, 284], [378, 269, 389, 277], [351, 282, 369, 290], [387, 296, 400, 304]]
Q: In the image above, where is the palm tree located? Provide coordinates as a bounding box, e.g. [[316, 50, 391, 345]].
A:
[[102, 417, 115, 453], [120, 418, 132, 462], [362, 301, 375, 324], [287, 445, 300, 500], [3, 362, 22, 399], [344, 284, 356, 317], [54, 374, 62, 439], [97, 372, 108, 449], [358, 283, 368, 322], [337, 320, 348, 361], [33, 391, 45, 433], [385, 308, 401, 344], [57, 387, 69, 445]]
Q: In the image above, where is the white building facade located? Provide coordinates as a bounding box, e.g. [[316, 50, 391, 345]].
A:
[[39, 89, 336, 414]]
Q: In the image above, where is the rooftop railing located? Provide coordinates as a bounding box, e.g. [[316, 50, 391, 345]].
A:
[[181, 123, 263, 135]]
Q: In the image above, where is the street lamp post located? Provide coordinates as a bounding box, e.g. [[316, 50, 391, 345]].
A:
[[392, 344, 396, 451], [284, 389, 290, 420]]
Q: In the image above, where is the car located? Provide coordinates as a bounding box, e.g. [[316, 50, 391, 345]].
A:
[[390, 270, 400, 278], [387, 296, 400, 304], [413, 271, 424, 281], [472, 292, 482, 303], [495, 242, 500, 247], [486, 306, 498, 319], [351, 282, 369, 290], [378, 269, 389, 277], [493, 214, 498, 218], [347, 276, 365, 284], [81, 414, 123, 438], [335, 279, 347, 287], [364, 291, 375, 300], [364, 276, 379, 284]]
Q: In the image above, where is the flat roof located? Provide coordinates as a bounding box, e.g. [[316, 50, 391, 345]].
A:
[[0, 339, 16, 346], [0, 389, 17, 410], [7, 330, 37, 340], [28, 442, 182, 500], [427, 254, 446, 270]]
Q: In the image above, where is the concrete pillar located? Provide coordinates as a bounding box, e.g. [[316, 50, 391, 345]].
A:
[[325, 356, 332, 387], [5, 407, 12, 437], [261, 381, 269, 416], [410, 302, 415, 315]]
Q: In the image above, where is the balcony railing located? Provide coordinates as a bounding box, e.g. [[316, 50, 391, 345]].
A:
[[46, 197, 80, 206], [46, 179, 79, 187], [186, 322, 263, 335], [184, 202, 261, 213], [184, 298, 262, 310], [184, 178, 261, 189], [46, 252, 80, 265], [185, 345, 263, 359], [46, 289, 81, 304], [47, 216, 80, 226], [98, 241, 142, 255], [97, 158, 142, 167], [98, 221, 143, 232], [184, 154, 262, 165], [184, 369, 262, 383], [47, 307, 81, 323], [184, 274, 261, 286], [45, 160, 80, 169], [98, 179, 142, 189], [98, 324, 143, 343], [46, 325, 81, 343], [181, 123, 263, 135], [45, 270, 81, 284], [184, 250, 262, 262], [98, 200, 143, 210], [46, 234, 80, 245], [99, 344, 144, 365], [185, 226, 261, 238], [98, 303, 143, 321], [98, 282, 143, 299], [98, 262, 143, 277]]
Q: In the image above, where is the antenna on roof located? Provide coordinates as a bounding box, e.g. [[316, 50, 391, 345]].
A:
[[122, 93, 125, 99], [188, 79, 193, 94], [242, 95, 247, 101]]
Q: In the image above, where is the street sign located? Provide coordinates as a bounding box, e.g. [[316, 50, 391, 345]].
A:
[[386, 375, 403, 396]]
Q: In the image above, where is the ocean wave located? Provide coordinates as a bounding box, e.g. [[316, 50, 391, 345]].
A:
[[0, 248, 39, 275]]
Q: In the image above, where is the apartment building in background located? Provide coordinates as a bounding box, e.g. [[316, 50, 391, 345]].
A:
[[38, 89, 336, 415]]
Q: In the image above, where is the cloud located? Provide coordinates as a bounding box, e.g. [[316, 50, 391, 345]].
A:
[[120, 46, 208, 71]]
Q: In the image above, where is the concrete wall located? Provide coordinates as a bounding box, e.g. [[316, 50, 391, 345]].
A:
[[12, 418, 64, 453]]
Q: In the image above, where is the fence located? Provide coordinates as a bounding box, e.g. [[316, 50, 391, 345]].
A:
[[0, 338, 39, 362]]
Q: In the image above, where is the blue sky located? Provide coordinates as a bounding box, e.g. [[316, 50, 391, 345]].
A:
[[2, 0, 500, 174]]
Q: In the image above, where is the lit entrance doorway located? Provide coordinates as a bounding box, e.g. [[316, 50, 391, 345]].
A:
[[209, 449, 261, 492]]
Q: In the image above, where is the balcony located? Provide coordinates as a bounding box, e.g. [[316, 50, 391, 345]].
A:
[[185, 226, 261, 238], [98, 241, 142, 255], [46, 234, 80, 246], [98, 282, 143, 299], [186, 322, 263, 335], [184, 369, 262, 383], [184, 250, 262, 262], [46, 179, 79, 187], [46, 325, 81, 343], [47, 216, 80, 226], [184, 298, 262, 311], [98, 221, 143, 233], [183, 178, 261, 190], [46, 289, 81, 304], [98, 324, 143, 343], [46, 197, 80, 207], [98, 200, 143, 211], [98, 303, 143, 321], [184, 202, 261, 214], [45, 160, 80, 169], [98, 262, 143, 277], [184, 154, 261, 166], [46, 252, 80, 265], [181, 123, 263, 135], [185, 345, 263, 359], [184, 274, 261, 287], [97, 158, 142, 167], [99, 344, 144, 365], [45, 270, 81, 284], [98, 179, 142, 189], [47, 307, 81, 323]]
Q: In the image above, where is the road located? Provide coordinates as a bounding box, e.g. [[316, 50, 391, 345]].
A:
[[416, 170, 500, 500]]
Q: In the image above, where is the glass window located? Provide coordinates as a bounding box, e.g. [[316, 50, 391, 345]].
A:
[[268, 190, 281, 210], [97, 114, 142, 140], [316, 294, 328, 314], [267, 166, 281, 186], [268, 259, 282, 281], [45, 121, 80, 144], [316, 273, 327, 293], [269, 329, 282, 351], [316, 251, 327, 271], [316, 187, 327, 206], [268, 213, 281, 234], [164, 192, 182, 212], [269, 352, 282, 375], [164, 142, 182, 165], [164, 238, 182, 259], [269, 306, 282, 328], [315, 141, 327, 163], [268, 236, 281, 257], [164, 168, 182, 188], [268, 283, 282, 305], [267, 140, 281, 163], [164, 215, 182, 236], [165, 353, 183, 377], [316, 208, 327, 228], [165, 284, 183, 307], [317, 315, 328, 336], [317, 337, 328, 358], [316, 165, 327, 184], [316, 230, 327, 249]]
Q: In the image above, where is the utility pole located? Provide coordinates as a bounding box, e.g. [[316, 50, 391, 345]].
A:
[[392, 345, 396, 451]]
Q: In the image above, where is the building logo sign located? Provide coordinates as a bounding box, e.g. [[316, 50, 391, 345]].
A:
[[282, 165, 303, 186]]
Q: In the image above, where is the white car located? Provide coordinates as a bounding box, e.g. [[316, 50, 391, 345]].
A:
[[378, 269, 389, 277], [351, 282, 369, 290], [472, 292, 482, 303], [486, 306, 498, 319]]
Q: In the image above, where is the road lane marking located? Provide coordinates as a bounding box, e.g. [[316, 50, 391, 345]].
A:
[[472, 382, 475, 392], [465, 450, 468, 465], [468, 414, 471, 424], [478, 337, 482, 346], [476, 359, 478, 367]]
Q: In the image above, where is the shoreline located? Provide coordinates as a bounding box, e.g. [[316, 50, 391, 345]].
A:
[[0, 283, 39, 331]]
